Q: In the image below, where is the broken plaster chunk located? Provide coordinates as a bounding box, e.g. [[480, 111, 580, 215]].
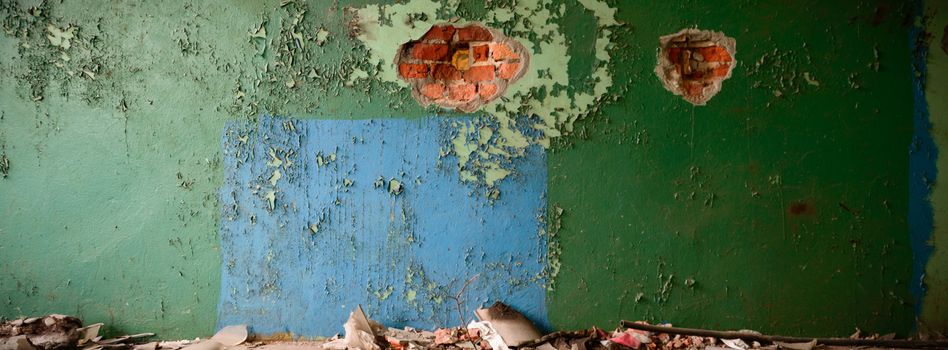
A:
[[655, 28, 736, 106], [209, 325, 247, 346]]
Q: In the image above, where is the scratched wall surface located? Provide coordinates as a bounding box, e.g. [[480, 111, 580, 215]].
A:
[[0, 0, 946, 340], [217, 116, 549, 334]]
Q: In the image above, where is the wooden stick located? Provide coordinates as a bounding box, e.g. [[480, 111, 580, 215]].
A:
[[620, 321, 948, 349]]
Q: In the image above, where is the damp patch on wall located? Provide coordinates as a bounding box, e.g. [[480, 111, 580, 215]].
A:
[[217, 116, 550, 336], [397, 23, 529, 112], [655, 28, 736, 105]]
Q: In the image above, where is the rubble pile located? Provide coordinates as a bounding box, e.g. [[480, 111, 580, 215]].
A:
[[0, 315, 154, 350], [4, 306, 947, 350]]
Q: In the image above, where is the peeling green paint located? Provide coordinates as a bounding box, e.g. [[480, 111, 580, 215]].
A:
[[354, 0, 618, 187]]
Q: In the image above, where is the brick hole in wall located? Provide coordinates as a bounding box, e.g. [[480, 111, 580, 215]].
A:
[[396, 23, 529, 113], [655, 28, 736, 106]]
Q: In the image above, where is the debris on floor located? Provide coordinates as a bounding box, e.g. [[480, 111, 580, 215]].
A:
[[473, 302, 541, 347], [0, 315, 154, 350], [4, 311, 947, 350]]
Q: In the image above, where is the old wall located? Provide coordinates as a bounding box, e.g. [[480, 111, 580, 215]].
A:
[[0, 0, 945, 339]]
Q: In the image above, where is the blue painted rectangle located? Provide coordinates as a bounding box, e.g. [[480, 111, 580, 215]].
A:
[[217, 116, 549, 336]]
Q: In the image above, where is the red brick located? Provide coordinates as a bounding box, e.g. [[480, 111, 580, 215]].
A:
[[421, 83, 445, 99], [667, 48, 682, 64], [457, 26, 492, 42], [433, 64, 461, 80], [449, 83, 477, 102], [399, 63, 429, 79], [696, 46, 731, 62], [490, 43, 519, 61], [497, 62, 520, 79], [422, 25, 456, 42], [683, 81, 705, 96], [478, 83, 498, 99], [464, 65, 495, 82], [472, 45, 489, 62], [411, 43, 450, 61]]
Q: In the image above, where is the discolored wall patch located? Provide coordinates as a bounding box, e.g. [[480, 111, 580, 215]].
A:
[[655, 28, 736, 105], [396, 23, 529, 112]]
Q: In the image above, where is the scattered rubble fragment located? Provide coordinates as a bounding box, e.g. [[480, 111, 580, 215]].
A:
[[655, 28, 736, 106], [0, 315, 154, 350], [0, 315, 83, 350], [323, 306, 388, 350], [473, 302, 541, 347]]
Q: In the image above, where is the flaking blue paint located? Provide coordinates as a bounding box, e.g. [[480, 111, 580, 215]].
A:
[[217, 116, 550, 336], [908, 0, 937, 319]]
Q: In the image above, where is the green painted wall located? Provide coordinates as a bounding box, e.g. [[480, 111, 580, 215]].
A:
[[548, 1, 918, 337], [0, 0, 942, 339], [920, 0, 948, 335]]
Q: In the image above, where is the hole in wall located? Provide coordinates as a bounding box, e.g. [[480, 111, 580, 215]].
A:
[[655, 28, 736, 106], [396, 22, 529, 113]]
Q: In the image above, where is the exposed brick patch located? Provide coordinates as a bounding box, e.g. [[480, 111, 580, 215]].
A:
[[478, 83, 498, 99], [423, 25, 456, 42], [491, 43, 519, 61], [655, 28, 736, 106], [412, 43, 450, 61], [395, 22, 530, 112], [422, 83, 445, 100], [449, 83, 477, 102], [497, 63, 520, 80], [433, 64, 461, 80], [472, 45, 489, 62], [695, 46, 732, 62], [464, 65, 495, 82], [399, 63, 429, 79], [457, 26, 492, 42]]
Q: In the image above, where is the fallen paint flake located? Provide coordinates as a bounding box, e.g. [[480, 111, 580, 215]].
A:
[[0, 152, 9, 178], [264, 190, 276, 211], [267, 148, 283, 167], [250, 24, 267, 38], [803, 72, 820, 86], [269, 169, 282, 186], [46, 24, 76, 50], [346, 68, 370, 87], [315, 28, 330, 46], [210, 325, 248, 346], [388, 179, 403, 195], [373, 176, 384, 188]]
